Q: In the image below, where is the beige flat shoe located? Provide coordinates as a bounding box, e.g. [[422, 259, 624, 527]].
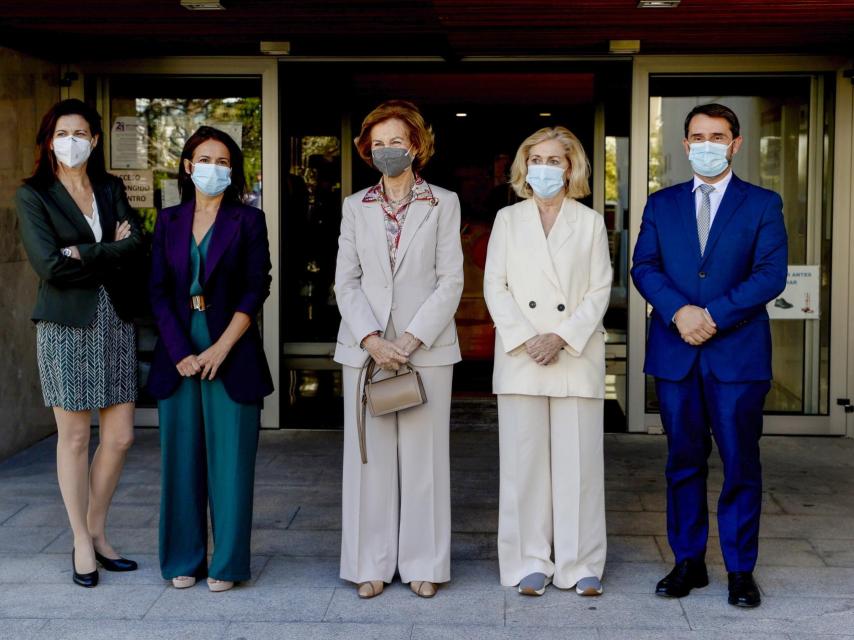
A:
[[207, 577, 234, 592], [171, 576, 196, 589], [357, 580, 384, 599], [410, 581, 438, 598]]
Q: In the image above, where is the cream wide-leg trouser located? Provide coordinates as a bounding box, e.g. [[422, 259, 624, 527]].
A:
[[497, 394, 607, 589], [340, 361, 453, 585]]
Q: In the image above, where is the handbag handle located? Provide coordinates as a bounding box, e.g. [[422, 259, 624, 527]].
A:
[[355, 357, 414, 464]]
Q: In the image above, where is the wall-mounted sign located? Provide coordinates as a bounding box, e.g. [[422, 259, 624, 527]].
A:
[[112, 170, 154, 209], [111, 116, 149, 169], [767, 265, 820, 320]]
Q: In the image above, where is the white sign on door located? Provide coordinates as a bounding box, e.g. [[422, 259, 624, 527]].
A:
[[111, 117, 149, 169], [767, 265, 820, 320]]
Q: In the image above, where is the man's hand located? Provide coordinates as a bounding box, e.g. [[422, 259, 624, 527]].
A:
[[674, 305, 717, 346], [525, 333, 567, 366], [363, 335, 409, 371]]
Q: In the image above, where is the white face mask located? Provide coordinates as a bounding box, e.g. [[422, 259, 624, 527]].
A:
[[53, 136, 93, 169]]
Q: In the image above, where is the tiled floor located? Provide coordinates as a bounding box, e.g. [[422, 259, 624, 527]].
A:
[[1, 402, 853, 640]]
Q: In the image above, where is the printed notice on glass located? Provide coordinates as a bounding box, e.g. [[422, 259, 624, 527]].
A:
[[111, 170, 154, 209], [160, 179, 181, 209], [205, 121, 242, 149], [111, 117, 148, 169], [767, 265, 820, 320]]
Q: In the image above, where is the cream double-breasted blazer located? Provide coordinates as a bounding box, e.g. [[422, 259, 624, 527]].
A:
[[334, 183, 464, 368], [484, 197, 612, 398]]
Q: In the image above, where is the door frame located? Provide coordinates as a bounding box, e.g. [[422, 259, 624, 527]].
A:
[[628, 54, 853, 436], [72, 57, 281, 428]]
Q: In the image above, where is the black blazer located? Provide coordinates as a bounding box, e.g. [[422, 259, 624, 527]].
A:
[[15, 175, 145, 327]]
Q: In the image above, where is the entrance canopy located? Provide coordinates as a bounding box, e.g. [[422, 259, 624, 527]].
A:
[[1, 0, 853, 60]]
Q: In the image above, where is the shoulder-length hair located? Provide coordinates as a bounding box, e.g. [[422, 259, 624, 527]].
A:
[[353, 100, 435, 173], [24, 99, 108, 189], [509, 126, 591, 200], [177, 126, 247, 204]]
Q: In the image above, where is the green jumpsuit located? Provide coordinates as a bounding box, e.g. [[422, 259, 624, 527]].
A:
[[158, 227, 260, 582]]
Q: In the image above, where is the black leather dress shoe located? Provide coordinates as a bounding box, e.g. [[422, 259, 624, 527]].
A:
[[72, 549, 99, 588], [95, 550, 138, 572], [728, 571, 761, 607], [655, 559, 709, 598]]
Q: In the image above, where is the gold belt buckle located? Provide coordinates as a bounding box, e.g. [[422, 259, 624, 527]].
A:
[[191, 295, 206, 311]]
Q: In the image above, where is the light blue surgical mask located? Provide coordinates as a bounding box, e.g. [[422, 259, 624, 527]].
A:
[[688, 141, 732, 178], [191, 162, 232, 196], [526, 164, 566, 198]]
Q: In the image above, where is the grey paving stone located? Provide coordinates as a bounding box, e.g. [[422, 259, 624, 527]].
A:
[[450, 507, 498, 533], [0, 526, 63, 553], [451, 532, 497, 560], [286, 505, 342, 530], [606, 511, 669, 536], [255, 556, 343, 588], [0, 501, 26, 525], [758, 515, 854, 539], [44, 527, 159, 555], [4, 503, 154, 528], [252, 502, 300, 529], [682, 594, 854, 634], [757, 566, 854, 597], [446, 560, 503, 591], [505, 590, 690, 630], [0, 584, 165, 619], [226, 622, 412, 640], [771, 493, 854, 517], [324, 582, 505, 625], [606, 535, 664, 562], [599, 631, 788, 640], [251, 528, 341, 556], [809, 538, 854, 567], [639, 492, 783, 515], [39, 620, 228, 639], [0, 619, 47, 640], [605, 491, 644, 512], [144, 585, 334, 622], [412, 624, 597, 640], [0, 552, 156, 584], [109, 483, 160, 505], [654, 536, 826, 567]]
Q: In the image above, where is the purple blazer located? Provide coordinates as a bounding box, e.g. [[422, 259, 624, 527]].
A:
[[147, 199, 274, 404]]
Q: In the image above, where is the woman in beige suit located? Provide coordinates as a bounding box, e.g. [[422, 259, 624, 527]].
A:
[[484, 127, 611, 597], [334, 100, 464, 600]]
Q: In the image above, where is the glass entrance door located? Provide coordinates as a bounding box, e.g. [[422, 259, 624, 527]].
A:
[[629, 57, 851, 435], [280, 61, 632, 429]]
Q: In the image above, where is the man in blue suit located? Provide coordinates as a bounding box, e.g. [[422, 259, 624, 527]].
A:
[[631, 103, 788, 608]]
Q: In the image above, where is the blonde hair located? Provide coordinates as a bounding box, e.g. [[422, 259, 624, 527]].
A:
[[353, 100, 435, 172], [509, 126, 591, 199]]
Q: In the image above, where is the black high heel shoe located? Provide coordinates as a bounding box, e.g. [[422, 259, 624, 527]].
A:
[[72, 549, 99, 588], [95, 550, 138, 572]]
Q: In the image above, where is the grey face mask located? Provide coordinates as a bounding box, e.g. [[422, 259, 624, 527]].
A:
[[371, 146, 413, 177]]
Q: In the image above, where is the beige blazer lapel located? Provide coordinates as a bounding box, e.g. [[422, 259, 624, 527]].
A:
[[392, 197, 434, 277], [362, 200, 393, 284], [525, 198, 562, 290], [547, 199, 577, 255]]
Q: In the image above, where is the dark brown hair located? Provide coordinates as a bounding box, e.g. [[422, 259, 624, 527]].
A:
[[25, 99, 108, 188], [353, 100, 435, 172], [684, 103, 741, 139], [177, 126, 247, 204]]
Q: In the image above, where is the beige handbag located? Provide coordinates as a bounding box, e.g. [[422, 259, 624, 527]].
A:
[[355, 357, 427, 464]]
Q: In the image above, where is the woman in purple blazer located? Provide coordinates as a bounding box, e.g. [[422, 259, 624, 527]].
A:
[[148, 126, 273, 593]]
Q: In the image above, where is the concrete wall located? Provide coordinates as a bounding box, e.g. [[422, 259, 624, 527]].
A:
[[0, 47, 60, 461]]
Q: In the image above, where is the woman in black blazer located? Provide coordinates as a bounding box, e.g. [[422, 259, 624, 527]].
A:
[[15, 99, 144, 587]]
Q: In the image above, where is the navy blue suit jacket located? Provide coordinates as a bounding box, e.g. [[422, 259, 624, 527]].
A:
[[147, 199, 274, 404], [631, 174, 788, 382]]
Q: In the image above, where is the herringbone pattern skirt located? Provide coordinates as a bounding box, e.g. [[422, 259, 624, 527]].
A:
[[36, 286, 137, 411]]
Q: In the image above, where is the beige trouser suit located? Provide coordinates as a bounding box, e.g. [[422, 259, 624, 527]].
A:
[[334, 182, 464, 585], [484, 197, 613, 588]]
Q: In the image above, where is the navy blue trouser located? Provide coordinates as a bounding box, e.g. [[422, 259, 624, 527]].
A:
[[656, 357, 770, 573]]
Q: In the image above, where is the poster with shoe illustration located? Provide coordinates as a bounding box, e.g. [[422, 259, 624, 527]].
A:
[[767, 265, 820, 320]]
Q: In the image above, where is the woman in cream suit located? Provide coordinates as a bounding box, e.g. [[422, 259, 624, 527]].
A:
[[484, 126, 611, 597], [334, 100, 464, 600]]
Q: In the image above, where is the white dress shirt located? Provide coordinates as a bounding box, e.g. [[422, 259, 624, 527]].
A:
[[85, 193, 103, 242], [692, 169, 732, 228]]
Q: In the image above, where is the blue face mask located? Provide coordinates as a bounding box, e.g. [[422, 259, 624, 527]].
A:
[[191, 162, 232, 196], [526, 164, 566, 198], [688, 141, 732, 178]]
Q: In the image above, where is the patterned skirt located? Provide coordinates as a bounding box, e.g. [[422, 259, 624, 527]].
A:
[[36, 286, 137, 411]]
